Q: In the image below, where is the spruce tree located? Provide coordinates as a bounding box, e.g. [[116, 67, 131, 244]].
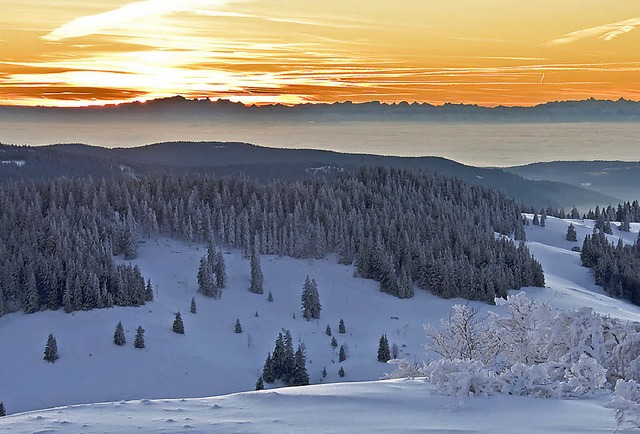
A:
[[339, 345, 346, 362], [134, 326, 145, 349], [338, 319, 346, 334], [249, 243, 264, 294], [377, 334, 391, 362], [267, 291, 273, 302], [301, 276, 321, 320], [43, 334, 59, 363], [145, 279, 154, 302], [235, 318, 243, 333], [213, 248, 227, 288], [331, 336, 338, 349], [262, 352, 275, 383], [255, 376, 264, 391], [190, 297, 197, 314], [113, 321, 126, 346], [325, 325, 332, 336], [566, 223, 578, 242], [172, 312, 185, 334], [290, 344, 310, 386], [338, 366, 345, 377], [0, 401, 5, 417]]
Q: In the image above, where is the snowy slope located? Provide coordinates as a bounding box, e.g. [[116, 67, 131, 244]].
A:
[[1, 216, 639, 425], [0, 379, 618, 434]]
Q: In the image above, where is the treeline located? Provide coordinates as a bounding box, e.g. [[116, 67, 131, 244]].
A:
[[536, 201, 640, 233], [0, 167, 544, 315], [581, 230, 640, 305]]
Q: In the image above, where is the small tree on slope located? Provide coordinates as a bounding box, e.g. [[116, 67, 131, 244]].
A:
[[566, 223, 578, 242], [378, 334, 391, 362], [134, 326, 145, 349], [43, 334, 59, 363], [173, 312, 185, 334], [113, 321, 126, 346], [0, 401, 6, 417]]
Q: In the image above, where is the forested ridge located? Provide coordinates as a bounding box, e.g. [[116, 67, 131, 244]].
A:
[[0, 167, 544, 316]]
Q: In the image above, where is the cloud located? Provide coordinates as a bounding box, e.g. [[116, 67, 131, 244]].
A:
[[548, 16, 640, 45], [43, 0, 233, 41]]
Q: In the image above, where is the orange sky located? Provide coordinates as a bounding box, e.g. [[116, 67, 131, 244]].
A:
[[1, 0, 640, 107]]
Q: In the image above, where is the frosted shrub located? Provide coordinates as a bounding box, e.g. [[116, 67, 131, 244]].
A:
[[497, 362, 564, 398], [426, 304, 501, 366], [383, 359, 424, 379], [608, 379, 640, 429], [424, 359, 499, 397], [565, 354, 607, 397]]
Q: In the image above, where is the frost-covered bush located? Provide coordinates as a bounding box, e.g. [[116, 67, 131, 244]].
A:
[[423, 359, 499, 397], [426, 304, 501, 366], [608, 379, 640, 429], [565, 354, 607, 397], [403, 293, 640, 401], [383, 359, 424, 379]]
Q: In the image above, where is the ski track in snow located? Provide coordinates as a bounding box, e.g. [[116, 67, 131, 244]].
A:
[[0, 215, 639, 432]]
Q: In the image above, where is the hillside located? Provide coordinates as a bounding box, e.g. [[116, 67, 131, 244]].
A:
[[507, 160, 640, 203], [0, 213, 639, 421]]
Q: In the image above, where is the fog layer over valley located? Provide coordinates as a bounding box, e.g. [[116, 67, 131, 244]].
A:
[[3, 119, 640, 167]]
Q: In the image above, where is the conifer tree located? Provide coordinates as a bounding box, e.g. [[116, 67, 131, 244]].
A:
[[113, 321, 126, 346], [322, 367, 327, 378], [173, 312, 185, 334], [377, 334, 391, 362], [43, 334, 59, 363], [255, 376, 264, 391], [145, 279, 154, 302], [190, 297, 197, 314], [325, 325, 332, 336], [235, 318, 243, 333], [566, 223, 578, 242], [267, 291, 273, 302], [290, 343, 310, 386], [331, 336, 338, 349], [134, 326, 145, 349], [540, 210, 547, 227], [301, 276, 321, 320], [0, 401, 5, 417], [262, 352, 275, 383], [338, 319, 346, 334], [338, 366, 345, 377], [213, 248, 227, 288], [249, 243, 264, 294], [339, 344, 347, 362]]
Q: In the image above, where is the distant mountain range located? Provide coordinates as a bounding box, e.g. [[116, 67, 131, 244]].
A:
[[2, 96, 640, 122], [0, 141, 622, 210]]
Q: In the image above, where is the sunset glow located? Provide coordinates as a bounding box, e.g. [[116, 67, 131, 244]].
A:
[[1, 1, 640, 107]]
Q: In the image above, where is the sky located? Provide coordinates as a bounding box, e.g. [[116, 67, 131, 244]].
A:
[[1, 1, 640, 107]]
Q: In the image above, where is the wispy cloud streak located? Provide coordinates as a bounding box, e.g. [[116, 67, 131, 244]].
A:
[[44, 0, 234, 41], [548, 16, 640, 45]]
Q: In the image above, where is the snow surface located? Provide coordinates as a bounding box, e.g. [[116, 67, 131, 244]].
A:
[[1, 215, 639, 432], [0, 379, 618, 433]]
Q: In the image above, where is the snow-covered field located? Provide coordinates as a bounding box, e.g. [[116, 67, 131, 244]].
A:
[[1, 215, 639, 432]]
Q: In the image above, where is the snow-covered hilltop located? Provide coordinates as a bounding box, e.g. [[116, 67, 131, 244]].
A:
[[0, 379, 619, 434]]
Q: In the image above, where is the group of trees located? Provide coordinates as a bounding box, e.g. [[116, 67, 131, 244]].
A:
[[0, 177, 156, 317], [113, 321, 145, 348], [580, 230, 640, 305], [261, 330, 309, 387], [0, 167, 545, 316], [197, 244, 227, 298]]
